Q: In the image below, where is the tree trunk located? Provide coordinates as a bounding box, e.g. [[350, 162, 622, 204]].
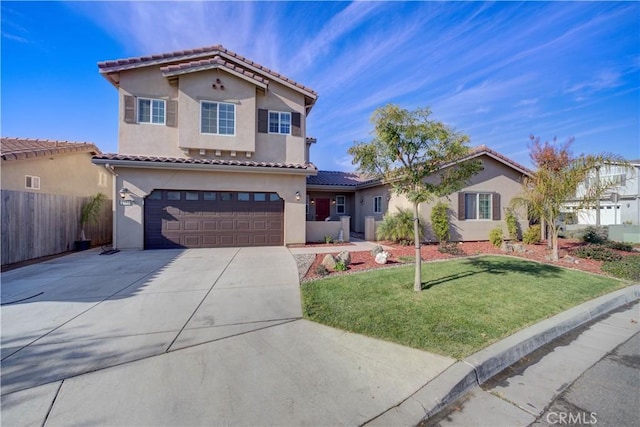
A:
[[413, 202, 422, 292], [552, 229, 559, 261]]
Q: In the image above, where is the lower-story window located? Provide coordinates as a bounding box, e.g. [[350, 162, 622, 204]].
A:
[[464, 193, 492, 220], [373, 195, 383, 214]]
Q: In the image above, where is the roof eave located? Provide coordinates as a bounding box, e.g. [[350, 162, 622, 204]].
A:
[[91, 158, 318, 176]]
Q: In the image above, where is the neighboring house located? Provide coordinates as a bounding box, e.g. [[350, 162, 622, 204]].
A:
[[563, 161, 640, 226], [306, 145, 532, 242], [1, 138, 113, 265], [92, 45, 318, 249]]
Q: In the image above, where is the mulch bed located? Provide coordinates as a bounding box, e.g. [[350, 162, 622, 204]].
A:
[[303, 239, 632, 281]]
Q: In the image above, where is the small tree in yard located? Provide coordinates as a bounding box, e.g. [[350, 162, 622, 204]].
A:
[[349, 105, 482, 292], [513, 136, 624, 261]]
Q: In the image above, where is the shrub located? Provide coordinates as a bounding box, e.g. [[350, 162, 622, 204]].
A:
[[430, 202, 450, 244], [489, 227, 503, 248], [505, 208, 519, 241], [438, 242, 464, 256], [573, 244, 622, 262], [376, 208, 424, 245], [324, 235, 334, 244], [315, 264, 329, 276], [581, 226, 608, 244], [602, 255, 640, 281], [604, 241, 633, 252], [334, 260, 347, 271], [523, 224, 541, 244]]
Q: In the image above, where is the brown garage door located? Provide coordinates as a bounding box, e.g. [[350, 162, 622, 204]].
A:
[[144, 190, 284, 249]]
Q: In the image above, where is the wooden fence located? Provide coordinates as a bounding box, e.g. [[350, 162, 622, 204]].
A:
[[1, 190, 113, 266]]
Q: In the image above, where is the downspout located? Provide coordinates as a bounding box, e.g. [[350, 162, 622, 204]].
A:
[[104, 164, 118, 249]]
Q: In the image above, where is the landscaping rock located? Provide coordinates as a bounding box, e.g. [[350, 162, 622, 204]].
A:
[[321, 254, 337, 270], [370, 245, 384, 256], [375, 251, 389, 265], [336, 251, 351, 266]]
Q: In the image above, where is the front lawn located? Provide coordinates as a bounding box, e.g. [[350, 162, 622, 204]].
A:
[[301, 256, 627, 358]]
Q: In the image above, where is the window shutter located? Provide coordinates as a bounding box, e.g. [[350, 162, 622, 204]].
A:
[[492, 193, 501, 220], [458, 192, 465, 220], [291, 112, 302, 136], [166, 100, 178, 127], [258, 109, 268, 133], [124, 95, 136, 123]]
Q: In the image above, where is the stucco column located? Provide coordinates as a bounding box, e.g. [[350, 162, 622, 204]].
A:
[[364, 216, 375, 241], [340, 216, 350, 242]]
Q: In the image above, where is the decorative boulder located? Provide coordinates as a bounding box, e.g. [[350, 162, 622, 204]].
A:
[[370, 245, 384, 257], [321, 254, 337, 270], [375, 251, 389, 265], [336, 251, 351, 266]]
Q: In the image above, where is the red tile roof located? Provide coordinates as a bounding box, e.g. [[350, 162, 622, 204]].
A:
[[98, 44, 317, 97], [1, 137, 101, 161], [160, 56, 269, 86], [92, 153, 317, 171]]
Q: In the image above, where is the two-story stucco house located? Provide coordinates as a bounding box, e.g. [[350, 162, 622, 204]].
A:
[[93, 45, 318, 249]]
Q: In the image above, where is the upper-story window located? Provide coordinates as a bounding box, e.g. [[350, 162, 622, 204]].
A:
[[201, 101, 235, 136], [268, 111, 291, 135], [138, 98, 165, 124]]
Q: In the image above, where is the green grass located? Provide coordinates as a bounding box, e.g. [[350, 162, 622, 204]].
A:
[[301, 256, 627, 358]]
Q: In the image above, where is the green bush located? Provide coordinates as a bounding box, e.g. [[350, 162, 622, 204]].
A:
[[505, 208, 519, 241], [430, 202, 450, 243], [603, 241, 633, 252], [523, 224, 541, 244], [324, 235, 334, 244], [573, 244, 622, 262], [376, 208, 424, 245], [334, 260, 347, 271], [489, 227, 504, 247], [581, 226, 608, 244], [602, 255, 640, 281]]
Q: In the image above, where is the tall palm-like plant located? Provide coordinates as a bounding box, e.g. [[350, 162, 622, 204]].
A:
[[80, 192, 106, 241]]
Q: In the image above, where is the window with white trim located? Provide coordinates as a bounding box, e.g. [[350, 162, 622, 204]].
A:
[[98, 172, 108, 187], [373, 196, 383, 214], [464, 193, 492, 220], [268, 111, 291, 134], [138, 98, 165, 124], [201, 101, 235, 135], [25, 175, 40, 190], [336, 195, 346, 214]]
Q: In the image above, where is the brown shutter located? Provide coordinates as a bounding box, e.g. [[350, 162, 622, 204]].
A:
[[124, 95, 136, 123], [492, 193, 501, 220], [458, 192, 465, 220], [258, 109, 268, 133], [291, 112, 302, 136], [166, 100, 177, 127]]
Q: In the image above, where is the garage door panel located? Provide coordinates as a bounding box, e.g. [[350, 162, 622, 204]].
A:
[[145, 190, 284, 249]]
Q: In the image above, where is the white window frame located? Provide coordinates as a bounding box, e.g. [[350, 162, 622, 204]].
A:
[[200, 101, 236, 136], [373, 196, 383, 214], [137, 98, 165, 125], [336, 195, 346, 214], [465, 192, 492, 220], [268, 111, 291, 135], [98, 172, 108, 187], [25, 175, 40, 190]]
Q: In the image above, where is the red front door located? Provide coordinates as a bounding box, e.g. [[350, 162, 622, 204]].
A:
[[315, 198, 330, 221]]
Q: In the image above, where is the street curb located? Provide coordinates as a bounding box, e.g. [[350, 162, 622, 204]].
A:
[[364, 284, 640, 426]]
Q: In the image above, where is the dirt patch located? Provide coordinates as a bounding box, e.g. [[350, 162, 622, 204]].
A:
[[302, 239, 631, 281]]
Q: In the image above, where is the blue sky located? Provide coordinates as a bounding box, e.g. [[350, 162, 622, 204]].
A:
[[2, 1, 639, 170]]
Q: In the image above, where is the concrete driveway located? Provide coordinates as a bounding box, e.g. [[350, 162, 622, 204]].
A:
[[1, 247, 454, 426]]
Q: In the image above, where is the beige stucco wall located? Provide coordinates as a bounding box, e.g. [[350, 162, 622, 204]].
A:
[[353, 185, 392, 233], [1, 152, 113, 197], [112, 167, 307, 249], [116, 66, 308, 165]]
